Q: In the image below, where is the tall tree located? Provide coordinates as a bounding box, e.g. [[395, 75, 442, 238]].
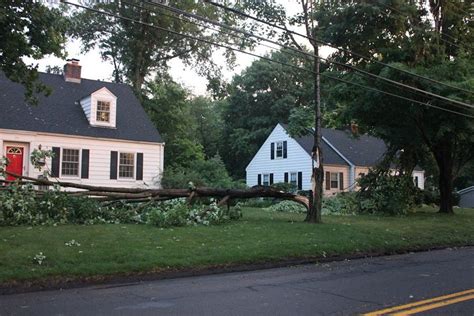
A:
[[220, 49, 313, 178], [316, 1, 474, 214], [69, 0, 247, 93], [237, 0, 328, 222], [0, 1, 67, 104], [143, 76, 205, 168]]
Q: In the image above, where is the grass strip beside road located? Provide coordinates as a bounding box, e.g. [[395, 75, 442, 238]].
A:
[[0, 207, 473, 285]]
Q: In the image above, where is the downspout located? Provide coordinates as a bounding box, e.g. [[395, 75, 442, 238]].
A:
[[322, 136, 356, 191]]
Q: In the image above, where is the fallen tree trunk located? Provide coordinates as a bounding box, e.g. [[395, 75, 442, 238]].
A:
[[2, 172, 310, 211]]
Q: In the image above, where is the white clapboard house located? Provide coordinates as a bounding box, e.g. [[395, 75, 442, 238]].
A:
[[0, 59, 164, 188], [246, 123, 425, 196]]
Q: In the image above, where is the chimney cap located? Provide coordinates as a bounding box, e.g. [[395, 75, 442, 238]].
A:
[[66, 58, 80, 63]]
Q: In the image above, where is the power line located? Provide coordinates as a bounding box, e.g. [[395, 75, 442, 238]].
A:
[[139, 0, 474, 110], [204, 0, 474, 97], [125, 0, 458, 109], [62, 1, 474, 118]]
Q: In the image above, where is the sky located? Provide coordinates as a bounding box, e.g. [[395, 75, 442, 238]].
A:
[[29, 1, 333, 96]]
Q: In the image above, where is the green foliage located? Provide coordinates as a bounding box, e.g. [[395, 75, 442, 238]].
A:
[[270, 182, 297, 194], [220, 50, 314, 178], [68, 0, 248, 91], [0, 184, 241, 227], [267, 200, 306, 213], [356, 171, 421, 215], [0, 1, 67, 104], [322, 193, 359, 216], [161, 154, 243, 189]]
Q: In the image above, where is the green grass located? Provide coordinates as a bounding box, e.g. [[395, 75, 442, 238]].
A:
[[0, 207, 473, 283]]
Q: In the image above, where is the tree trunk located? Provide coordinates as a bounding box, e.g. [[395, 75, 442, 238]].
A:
[[305, 36, 323, 224]]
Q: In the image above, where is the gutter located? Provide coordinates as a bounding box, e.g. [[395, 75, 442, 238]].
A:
[[322, 136, 356, 191]]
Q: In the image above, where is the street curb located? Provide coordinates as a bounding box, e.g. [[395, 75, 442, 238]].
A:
[[1, 245, 472, 295]]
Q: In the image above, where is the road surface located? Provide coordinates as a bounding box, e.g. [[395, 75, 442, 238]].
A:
[[1, 247, 473, 315]]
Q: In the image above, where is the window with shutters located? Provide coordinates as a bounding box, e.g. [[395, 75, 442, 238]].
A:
[[96, 100, 110, 122], [119, 152, 134, 179], [290, 172, 297, 186], [330, 172, 339, 189], [61, 149, 80, 177], [275, 141, 283, 158], [262, 174, 270, 186]]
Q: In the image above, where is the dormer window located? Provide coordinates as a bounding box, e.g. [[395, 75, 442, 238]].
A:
[[96, 101, 111, 123], [80, 87, 117, 128]]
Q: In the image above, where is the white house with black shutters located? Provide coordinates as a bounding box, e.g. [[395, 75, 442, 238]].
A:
[[246, 123, 425, 196], [0, 59, 164, 188]]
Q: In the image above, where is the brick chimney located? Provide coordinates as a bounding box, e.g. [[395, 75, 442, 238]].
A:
[[63, 59, 81, 83]]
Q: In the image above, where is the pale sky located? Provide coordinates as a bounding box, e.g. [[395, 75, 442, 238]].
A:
[[28, 1, 333, 96]]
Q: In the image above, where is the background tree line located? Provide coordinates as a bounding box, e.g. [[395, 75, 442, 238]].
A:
[[1, 0, 473, 213]]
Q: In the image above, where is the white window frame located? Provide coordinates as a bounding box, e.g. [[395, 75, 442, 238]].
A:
[[60, 148, 81, 178], [118, 152, 135, 179], [275, 141, 284, 159], [330, 172, 339, 189], [262, 173, 270, 186], [96, 100, 111, 123], [290, 172, 297, 186]]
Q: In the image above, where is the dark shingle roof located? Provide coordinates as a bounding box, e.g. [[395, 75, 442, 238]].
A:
[[322, 128, 387, 166], [280, 124, 348, 166], [280, 124, 386, 167], [0, 73, 162, 143]]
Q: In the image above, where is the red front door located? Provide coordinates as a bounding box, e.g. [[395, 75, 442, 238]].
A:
[[5, 146, 24, 181]]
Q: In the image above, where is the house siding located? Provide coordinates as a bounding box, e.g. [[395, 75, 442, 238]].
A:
[[80, 96, 91, 121], [0, 129, 163, 189], [324, 164, 350, 196], [246, 124, 313, 190], [246, 123, 426, 195]]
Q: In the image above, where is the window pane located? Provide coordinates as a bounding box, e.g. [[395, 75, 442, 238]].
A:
[[290, 172, 297, 185], [96, 101, 110, 122], [61, 149, 79, 176], [119, 153, 134, 178], [276, 141, 283, 157], [263, 174, 269, 186], [330, 172, 339, 189]]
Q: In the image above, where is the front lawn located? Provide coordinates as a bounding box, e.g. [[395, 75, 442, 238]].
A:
[[0, 207, 473, 284]]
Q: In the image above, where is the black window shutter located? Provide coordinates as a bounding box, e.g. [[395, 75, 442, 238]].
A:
[[325, 171, 331, 190], [51, 147, 61, 177], [136, 153, 144, 180], [339, 172, 344, 190], [258, 174, 261, 186], [81, 149, 90, 179], [283, 141, 287, 158], [298, 172, 303, 190], [110, 151, 118, 180], [284, 172, 288, 183], [270, 142, 275, 160], [270, 173, 274, 185]]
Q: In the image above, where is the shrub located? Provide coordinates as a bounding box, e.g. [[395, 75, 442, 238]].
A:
[[271, 182, 297, 193], [161, 155, 244, 189], [322, 192, 359, 215], [356, 171, 420, 215], [267, 200, 307, 213]]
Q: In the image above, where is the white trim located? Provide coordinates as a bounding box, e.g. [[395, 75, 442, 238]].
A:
[[322, 135, 356, 190], [458, 186, 474, 195], [117, 151, 135, 180], [3, 142, 29, 177], [60, 147, 81, 179], [0, 128, 163, 146]]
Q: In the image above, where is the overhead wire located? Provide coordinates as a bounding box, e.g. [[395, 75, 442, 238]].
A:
[[123, 0, 463, 110], [203, 0, 474, 97], [62, 1, 474, 118]]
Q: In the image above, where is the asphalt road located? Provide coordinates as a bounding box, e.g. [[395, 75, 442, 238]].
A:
[[1, 247, 473, 315]]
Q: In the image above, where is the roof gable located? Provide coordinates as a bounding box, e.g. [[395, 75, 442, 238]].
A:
[[0, 72, 162, 143], [279, 124, 387, 167]]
